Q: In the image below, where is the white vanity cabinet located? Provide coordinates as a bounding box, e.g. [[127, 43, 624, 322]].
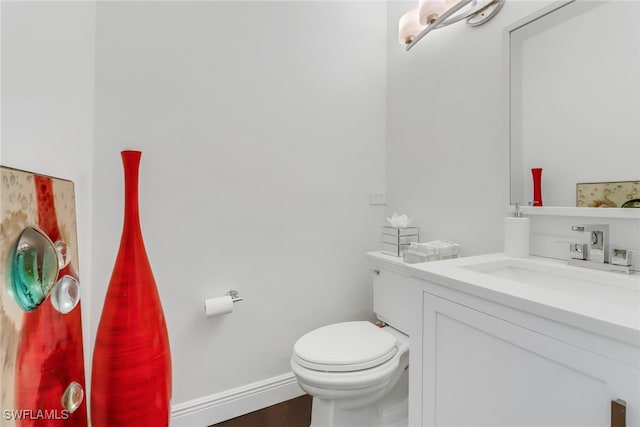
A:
[[409, 280, 640, 427]]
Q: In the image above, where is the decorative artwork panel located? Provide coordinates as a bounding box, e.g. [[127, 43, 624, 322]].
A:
[[0, 166, 87, 426], [576, 181, 640, 208]]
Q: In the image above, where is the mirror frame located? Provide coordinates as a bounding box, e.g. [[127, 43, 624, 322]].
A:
[[503, 0, 640, 219]]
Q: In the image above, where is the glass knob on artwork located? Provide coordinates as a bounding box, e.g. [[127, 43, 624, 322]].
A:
[[55, 240, 71, 269], [9, 227, 60, 311], [61, 381, 84, 413], [50, 275, 81, 314]]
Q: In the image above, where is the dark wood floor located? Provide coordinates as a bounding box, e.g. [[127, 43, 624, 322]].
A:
[[210, 395, 312, 427]]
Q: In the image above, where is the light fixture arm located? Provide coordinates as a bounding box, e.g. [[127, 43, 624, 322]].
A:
[[406, 0, 505, 51]]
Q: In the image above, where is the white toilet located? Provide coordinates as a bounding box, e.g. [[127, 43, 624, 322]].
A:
[[290, 255, 410, 427]]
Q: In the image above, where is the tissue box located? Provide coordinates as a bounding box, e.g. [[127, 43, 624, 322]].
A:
[[381, 226, 419, 257], [402, 240, 461, 264]]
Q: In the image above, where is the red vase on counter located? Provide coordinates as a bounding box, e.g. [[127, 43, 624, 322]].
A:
[[91, 150, 172, 427], [531, 168, 543, 207]]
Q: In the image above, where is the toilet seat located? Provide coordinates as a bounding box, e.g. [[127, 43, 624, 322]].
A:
[[293, 321, 399, 372]]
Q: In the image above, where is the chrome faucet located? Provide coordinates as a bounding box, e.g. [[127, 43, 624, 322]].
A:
[[568, 224, 631, 274], [571, 224, 609, 263]]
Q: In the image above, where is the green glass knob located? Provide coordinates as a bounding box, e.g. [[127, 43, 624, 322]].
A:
[[8, 227, 60, 311]]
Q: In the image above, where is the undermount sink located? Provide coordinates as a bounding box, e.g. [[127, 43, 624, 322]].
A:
[[407, 253, 640, 340], [461, 257, 638, 293]]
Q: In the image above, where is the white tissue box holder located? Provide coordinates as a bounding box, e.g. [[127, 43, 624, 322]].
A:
[[381, 226, 419, 257], [402, 240, 461, 264]]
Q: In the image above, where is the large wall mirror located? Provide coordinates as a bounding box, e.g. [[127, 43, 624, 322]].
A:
[[507, 0, 639, 208]]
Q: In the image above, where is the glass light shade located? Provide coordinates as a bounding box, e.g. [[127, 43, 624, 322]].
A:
[[399, 9, 426, 45], [418, 0, 447, 25]]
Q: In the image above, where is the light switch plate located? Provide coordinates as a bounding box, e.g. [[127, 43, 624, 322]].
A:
[[369, 191, 386, 205]]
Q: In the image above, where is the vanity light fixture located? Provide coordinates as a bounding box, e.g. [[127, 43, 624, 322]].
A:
[[399, 0, 505, 51]]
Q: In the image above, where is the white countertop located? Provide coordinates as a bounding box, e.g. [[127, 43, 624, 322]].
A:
[[367, 252, 640, 346]]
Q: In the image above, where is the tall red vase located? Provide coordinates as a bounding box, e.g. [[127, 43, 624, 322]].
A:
[[15, 176, 88, 427], [91, 150, 172, 427], [531, 168, 543, 207]]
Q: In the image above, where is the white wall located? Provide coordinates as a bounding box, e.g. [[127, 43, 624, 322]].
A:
[[386, 1, 559, 256], [6, 1, 637, 426], [386, 0, 518, 256], [386, 0, 639, 260], [512, 0, 640, 206], [0, 0, 96, 390], [90, 1, 387, 424]]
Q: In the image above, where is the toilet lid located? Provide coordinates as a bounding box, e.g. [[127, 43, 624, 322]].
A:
[[293, 321, 398, 372]]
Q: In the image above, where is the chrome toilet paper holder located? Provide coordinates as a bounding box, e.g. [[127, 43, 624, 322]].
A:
[[227, 290, 243, 303]]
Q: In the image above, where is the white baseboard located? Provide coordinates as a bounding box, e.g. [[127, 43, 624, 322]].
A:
[[170, 372, 305, 427]]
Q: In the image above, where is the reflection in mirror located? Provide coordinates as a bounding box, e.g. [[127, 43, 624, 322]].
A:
[[508, 0, 639, 207]]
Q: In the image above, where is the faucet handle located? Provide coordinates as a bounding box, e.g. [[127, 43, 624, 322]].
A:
[[611, 248, 632, 267], [569, 243, 588, 260], [571, 223, 609, 231]]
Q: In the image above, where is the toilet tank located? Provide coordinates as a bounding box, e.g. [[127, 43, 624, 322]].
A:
[[367, 252, 415, 335]]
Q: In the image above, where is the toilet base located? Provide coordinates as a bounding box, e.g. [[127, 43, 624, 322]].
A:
[[310, 398, 376, 427], [308, 367, 408, 427]]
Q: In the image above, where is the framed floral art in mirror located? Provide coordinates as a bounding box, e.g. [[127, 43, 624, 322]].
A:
[[0, 166, 87, 426]]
